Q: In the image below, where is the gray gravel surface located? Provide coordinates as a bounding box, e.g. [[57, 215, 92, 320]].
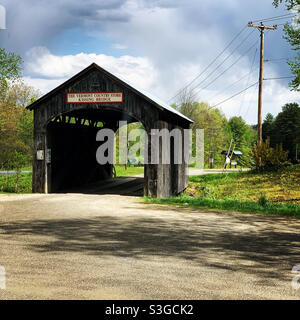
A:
[[0, 193, 299, 300]]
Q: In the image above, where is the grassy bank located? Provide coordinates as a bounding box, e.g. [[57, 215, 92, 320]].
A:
[[0, 172, 32, 194], [188, 165, 300, 204], [145, 165, 300, 217], [144, 196, 300, 218]]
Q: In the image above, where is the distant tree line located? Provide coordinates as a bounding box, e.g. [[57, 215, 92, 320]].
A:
[[262, 103, 300, 162]]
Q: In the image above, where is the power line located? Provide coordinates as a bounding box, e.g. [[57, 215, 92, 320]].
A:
[[264, 58, 289, 62], [238, 45, 259, 116], [206, 65, 259, 103], [188, 30, 256, 96], [210, 82, 259, 109], [243, 82, 259, 119], [189, 38, 258, 100], [167, 25, 249, 102], [251, 13, 296, 23], [263, 76, 293, 80]]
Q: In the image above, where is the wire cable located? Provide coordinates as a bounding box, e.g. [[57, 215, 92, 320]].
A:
[[205, 65, 259, 103], [238, 45, 259, 116], [243, 81, 259, 119], [167, 25, 249, 102], [251, 13, 296, 23], [263, 76, 293, 80], [210, 82, 259, 109], [189, 38, 259, 100]]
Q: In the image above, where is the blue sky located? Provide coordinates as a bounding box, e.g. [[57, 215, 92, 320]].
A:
[[0, 0, 299, 124]]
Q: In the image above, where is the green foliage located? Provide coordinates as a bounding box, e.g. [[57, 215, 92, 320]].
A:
[[273, 0, 300, 90], [262, 113, 275, 141], [250, 137, 290, 171], [273, 0, 299, 11], [263, 103, 300, 161], [0, 81, 41, 170], [258, 194, 268, 206], [227, 116, 257, 156], [0, 48, 23, 81], [0, 172, 32, 194], [178, 101, 230, 167]]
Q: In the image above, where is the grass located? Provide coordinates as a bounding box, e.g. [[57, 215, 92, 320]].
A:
[[187, 165, 300, 204], [0, 172, 32, 194], [145, 165, 300, 218], [144, 196, 300, 218], [115, 165, 144, 177]]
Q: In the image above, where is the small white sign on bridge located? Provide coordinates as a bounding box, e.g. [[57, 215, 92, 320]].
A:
[[67, 92, 123, 104]]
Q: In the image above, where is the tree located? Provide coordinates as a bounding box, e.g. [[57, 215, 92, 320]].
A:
[[228, 116, 257, 156], [273, 0, 300, 90], [262, 113, 275, 141], [0, 81, 41, 169], [273, 102, 300, 160], [179, 101, 229, 166], [0, 48, 22, 81]]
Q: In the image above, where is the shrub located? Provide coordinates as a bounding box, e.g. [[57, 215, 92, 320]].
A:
[[250, 137, 290, 171]]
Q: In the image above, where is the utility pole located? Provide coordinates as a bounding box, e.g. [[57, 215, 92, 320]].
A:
[[248, 22, 277, 144]]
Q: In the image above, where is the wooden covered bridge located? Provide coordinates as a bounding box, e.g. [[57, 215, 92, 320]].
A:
[[27, 63, 192, 198]]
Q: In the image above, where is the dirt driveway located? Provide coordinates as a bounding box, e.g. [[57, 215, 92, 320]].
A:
[[0, 193, 300, 300]]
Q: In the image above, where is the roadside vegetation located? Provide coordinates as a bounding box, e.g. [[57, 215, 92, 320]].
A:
[[145, 165, 300, 217], [0, 172, 32, 194]]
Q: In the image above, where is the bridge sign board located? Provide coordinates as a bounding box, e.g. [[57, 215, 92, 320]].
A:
[[67, 92, 123, 104]]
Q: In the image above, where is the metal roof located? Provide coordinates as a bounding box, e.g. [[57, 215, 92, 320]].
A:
[[27, 63, 193, 123]]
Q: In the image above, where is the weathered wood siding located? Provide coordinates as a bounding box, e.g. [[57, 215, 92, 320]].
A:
[[31, 66, 190, 198]]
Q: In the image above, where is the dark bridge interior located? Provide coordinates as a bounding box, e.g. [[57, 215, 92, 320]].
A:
[[47, 108, 144, 195]]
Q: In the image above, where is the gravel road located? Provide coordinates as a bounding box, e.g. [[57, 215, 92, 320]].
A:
[[0, 193, 300, 300]]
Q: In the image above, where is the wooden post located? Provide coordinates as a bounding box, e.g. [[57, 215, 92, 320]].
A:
[[248, 22, 277, 145]]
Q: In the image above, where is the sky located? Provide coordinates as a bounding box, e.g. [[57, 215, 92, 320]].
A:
[[0, 0, 299, 125]]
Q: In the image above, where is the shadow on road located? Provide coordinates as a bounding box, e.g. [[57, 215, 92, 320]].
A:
[[59, 177, 144, 196], [1, 207, 300, 282]]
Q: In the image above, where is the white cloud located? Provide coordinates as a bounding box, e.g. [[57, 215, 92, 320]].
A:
[[23, 45, 299, 126], [24, 46, 158, 93]]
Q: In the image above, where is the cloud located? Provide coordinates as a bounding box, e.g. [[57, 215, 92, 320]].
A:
[[24, 46, 159, 92], [1, 0, 297, 124], [23, 46, 298, 127]]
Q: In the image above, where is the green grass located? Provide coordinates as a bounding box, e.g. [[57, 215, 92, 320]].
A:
[[187, 165, 300, 204], [0, 172, 32, 194], [115, 165, 144, 177], [144, 196, 300, 218], [144, 165, 300, 218]]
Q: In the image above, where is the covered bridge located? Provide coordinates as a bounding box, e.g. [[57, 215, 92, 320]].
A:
[[27, 63, 192, 198]]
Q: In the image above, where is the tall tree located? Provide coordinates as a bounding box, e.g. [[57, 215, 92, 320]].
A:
[[273, 102, 300, 160], [228, 116, 257, 155], [273, 0, 300, 90], [262, 113, 275, 141], [179, 101, 229, 166]]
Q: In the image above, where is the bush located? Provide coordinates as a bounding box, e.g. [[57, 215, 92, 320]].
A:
[[258, 194, 268, 206], [250, 137, 290, 171]]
